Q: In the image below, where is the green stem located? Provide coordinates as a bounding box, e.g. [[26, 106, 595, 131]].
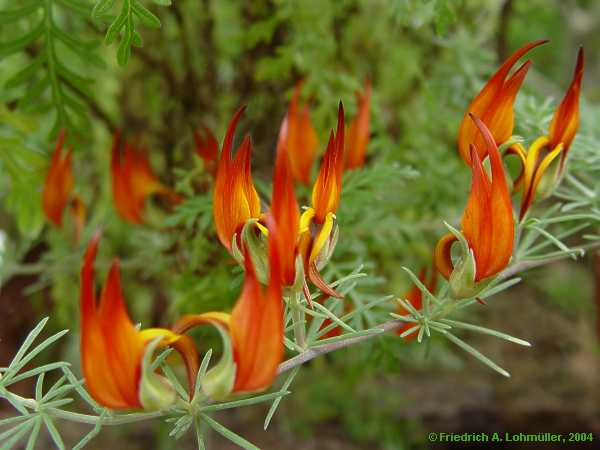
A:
[[3, 391, 167, 426], [290, 291, 306, 349]]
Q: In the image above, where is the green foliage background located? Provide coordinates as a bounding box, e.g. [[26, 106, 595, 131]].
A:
[[1, 0, 600, 448]]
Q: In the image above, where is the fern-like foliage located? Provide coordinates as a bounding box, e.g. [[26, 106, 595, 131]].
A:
[[0, 0, 103, 136], [92, 0, 170, 66]]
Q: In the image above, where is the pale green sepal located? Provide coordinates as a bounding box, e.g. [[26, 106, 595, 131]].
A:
[[443, 222, 494, 299], [239, 219, 269, 284], [315, 222, 339, 270], [202, 324, 236, 401], [139, 338, 177, 410], [498, 135, 524, 154], [230, 232, 244, 265]]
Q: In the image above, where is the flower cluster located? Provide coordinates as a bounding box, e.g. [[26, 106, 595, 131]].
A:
[[396, 41, 583, 315], [431, 41, 584, 300], [40, 41, 582, 412], [67, 90, 372, 409]]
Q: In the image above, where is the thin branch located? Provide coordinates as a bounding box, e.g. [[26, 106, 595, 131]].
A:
[[278, 240, 600, 375], [277, 325, 391, 375], [499, 240, 600, 280]]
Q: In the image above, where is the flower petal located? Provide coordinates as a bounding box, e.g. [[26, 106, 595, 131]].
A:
[[311, 103, 345, 223], [549, 47, 584, 170]]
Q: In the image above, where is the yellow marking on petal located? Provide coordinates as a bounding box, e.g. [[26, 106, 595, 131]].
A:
[[299, 207, 315, 233], [171, 312, 232, 335], [531, 142, 563, 196], [504, 143, 527, 191], [309, 212, 334, 263], [255, 221, 269, 236], [523, 136, 550, 194], [139, 328, 180, 346]]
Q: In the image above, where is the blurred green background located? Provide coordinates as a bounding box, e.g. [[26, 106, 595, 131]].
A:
[[1, 0, 599, 448]]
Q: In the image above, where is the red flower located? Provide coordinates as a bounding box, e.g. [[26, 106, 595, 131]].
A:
[[111, 133, 180, 224], [298, 103, 346, 299], [283, 81, 319, 184], [436, 115, 514, 282], [212, 107, 261, 251], [80, 232, 198, 409], [271, 117, 301, 286], [42, 130, 86, 240]]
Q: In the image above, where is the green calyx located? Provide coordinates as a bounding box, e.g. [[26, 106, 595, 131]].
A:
[[231, 219, 269, 284], [139, 338, 177, 411], [202, 323, 236, 401], [444, 222, 493, 300]]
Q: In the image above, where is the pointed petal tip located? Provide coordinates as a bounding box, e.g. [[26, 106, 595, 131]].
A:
[[83, 229, 103, 267], [576, 46, 585, 72]]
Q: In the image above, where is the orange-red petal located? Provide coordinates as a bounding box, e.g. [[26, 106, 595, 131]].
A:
[[111, 133, 177, 224], [458, 40, 547, 163], [42, 130, 73, 226], [230, 222, 283, 393], [462, 115, 514, 281], [434, 233, 458, 280], [345, 78, 371, 169], [80, 232, 144, 409], [213, 107, 261, 251], [311, 103, 345, 223], [549, 47, 584, 170], [285, 81, 319, 184], [271, 117, 300, 286], [81, 233, 199, 408]]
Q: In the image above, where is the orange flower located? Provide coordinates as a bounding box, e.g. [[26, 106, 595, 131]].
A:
[[172, 220, 284, 396], [194, 125, 219, 176], [298, 102, 345, 299], [457, 40, 547, 164], [43, 131, 72, 226], [271, 117, 300, 286], [213, 106, 262, 251], [111, 132, 180, 224], [396, 267, 437, 340], [436, 115, 514, 283], [506, 48, 584, 220], [311, 102, 345, 224], [42, 130, 86, 240], [230, 230, 283, 392], [80, 232, 198, 409], [345, 78, 371, 169], [283, 81, 319, 184]]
